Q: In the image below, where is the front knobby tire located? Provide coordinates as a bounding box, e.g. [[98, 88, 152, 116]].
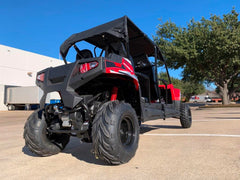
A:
[[23, 109, 70, 156], [92, 101, 139, 165], [180, 103, 192, 128]]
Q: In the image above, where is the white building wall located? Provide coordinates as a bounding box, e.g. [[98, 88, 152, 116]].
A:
[[0, 85, 7, 110], [0, 44, 64, 86], [0, 44, 65, 110]]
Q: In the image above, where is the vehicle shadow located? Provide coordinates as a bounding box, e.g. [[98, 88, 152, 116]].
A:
[[22, 125, 181, 164], [22, 138, 107, 165], [140, 124, 182, 134], [22, 145, 39, 157], [62, 137, 107, 165], [64, 125, 182, 163]]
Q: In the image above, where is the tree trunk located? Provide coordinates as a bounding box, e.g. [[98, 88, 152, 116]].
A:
[[220, 82, 230, 105]]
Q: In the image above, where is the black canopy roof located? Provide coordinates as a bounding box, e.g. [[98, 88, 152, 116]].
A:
[[60, 16, 164, 61]]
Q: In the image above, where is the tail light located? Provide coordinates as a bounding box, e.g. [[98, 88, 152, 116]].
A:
[[37, 73, 45, 82], [79, 61, 98, 74]]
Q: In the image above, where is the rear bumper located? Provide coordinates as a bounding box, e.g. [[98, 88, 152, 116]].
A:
[[36, 57, 104, 109]]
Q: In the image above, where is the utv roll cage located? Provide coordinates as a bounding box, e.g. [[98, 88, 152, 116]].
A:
[[60, 16, 171, 101]]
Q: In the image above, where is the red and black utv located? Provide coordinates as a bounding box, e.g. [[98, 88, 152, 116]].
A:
[[24, 16, 192, 165]]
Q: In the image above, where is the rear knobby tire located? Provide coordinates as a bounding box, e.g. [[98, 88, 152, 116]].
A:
[[180, 103, 192, 128], [92, 101, 139, 165], [23, 109, 70, 156]]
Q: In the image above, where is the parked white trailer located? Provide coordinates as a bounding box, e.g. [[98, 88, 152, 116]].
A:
[[6, 86, 60, 110], [189, 95, 212, 103]]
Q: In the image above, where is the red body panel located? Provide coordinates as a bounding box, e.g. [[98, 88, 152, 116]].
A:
[[159, 84, 181, 101], [105, 58, 139, 90]]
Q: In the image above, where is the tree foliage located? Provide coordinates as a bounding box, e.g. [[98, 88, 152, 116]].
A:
[[159, 72, 205, 101], [154, 8, 240, 104]]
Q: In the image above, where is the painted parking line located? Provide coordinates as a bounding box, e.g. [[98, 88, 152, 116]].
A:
[[193, 119, 240, 122], [143, 133, 240, 138], [143, 119, 240, 123]]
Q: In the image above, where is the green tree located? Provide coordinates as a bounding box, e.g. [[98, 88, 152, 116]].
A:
[[154, 8, 240, 104], [159, 72, 205, 101]]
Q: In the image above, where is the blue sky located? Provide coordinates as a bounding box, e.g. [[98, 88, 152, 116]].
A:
[[0, 0, 239, 81]]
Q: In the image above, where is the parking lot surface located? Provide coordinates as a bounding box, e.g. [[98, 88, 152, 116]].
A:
[[0, 107, 240, 179]]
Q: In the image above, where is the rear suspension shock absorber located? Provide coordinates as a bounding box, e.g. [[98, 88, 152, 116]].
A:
[[110, 87, 118, 101]]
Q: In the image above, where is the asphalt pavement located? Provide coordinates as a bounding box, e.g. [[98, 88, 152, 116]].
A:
[[0, 107, 240, 180]]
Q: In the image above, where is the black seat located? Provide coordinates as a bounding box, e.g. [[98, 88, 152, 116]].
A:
[[135, 72, 150, 102], [135, 67, 159, 101]]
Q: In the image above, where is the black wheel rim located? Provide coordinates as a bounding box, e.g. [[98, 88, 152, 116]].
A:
[[120, 116, 134, 146]]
